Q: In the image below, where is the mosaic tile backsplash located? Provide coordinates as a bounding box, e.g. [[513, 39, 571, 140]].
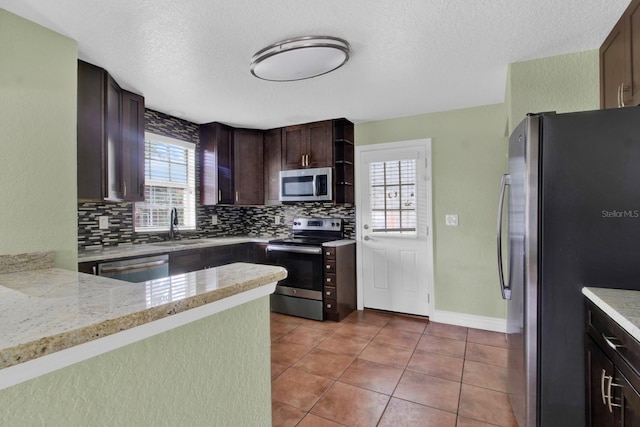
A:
[[78, 203, 355, 248], [78, 109, 355, 249]]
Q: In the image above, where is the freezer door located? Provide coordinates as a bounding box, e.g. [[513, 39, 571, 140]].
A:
[[506, 115, 540, 427]]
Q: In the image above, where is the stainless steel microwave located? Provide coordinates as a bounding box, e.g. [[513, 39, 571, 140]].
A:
[[279, 167, 333, 202]]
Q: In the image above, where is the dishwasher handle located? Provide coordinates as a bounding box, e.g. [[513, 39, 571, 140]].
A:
[[99, 258, 168, 274]]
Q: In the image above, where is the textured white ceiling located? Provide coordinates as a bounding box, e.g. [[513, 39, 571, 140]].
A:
[[0, 0, 630, 129]]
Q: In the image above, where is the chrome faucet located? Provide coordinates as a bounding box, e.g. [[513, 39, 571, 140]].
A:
[[169, 208, 179, 240]]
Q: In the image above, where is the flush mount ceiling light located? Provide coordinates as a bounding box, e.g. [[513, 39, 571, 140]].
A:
[[250, 36, 350, 82]]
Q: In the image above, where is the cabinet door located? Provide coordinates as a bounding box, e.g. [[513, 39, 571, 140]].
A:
[[586, 337, 617, 426], [199, 122, 233, 205], [616, 368, 640, 427], [233, 129, 264, 205], [282, 124, 306, 170], [601, 19, 629, 109], [105, 74, 123, 201], [169, 249, 205, 275], [217, 124, 234, 204], [205, 246, 237, 268], [121, 90, 145, 202], [77, 60, 106, 200], [264, 128, 282, 205], [307, 120, 333, 168]]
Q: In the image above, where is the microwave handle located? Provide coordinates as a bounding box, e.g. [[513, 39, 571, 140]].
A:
[[312, 175, 317, 196]]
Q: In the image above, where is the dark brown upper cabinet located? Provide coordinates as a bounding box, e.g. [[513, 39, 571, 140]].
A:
[[263, 128, 282, 205], [199, 122, 233, 205], [77, 60, 145, 201], [282, 120, 333, 170], [233, 128, 264, 205], [199, 123, 264, 206], [600, 0, 640, 109]]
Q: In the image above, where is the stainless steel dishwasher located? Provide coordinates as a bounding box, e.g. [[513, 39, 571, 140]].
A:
[[97, 254, 169, 283]]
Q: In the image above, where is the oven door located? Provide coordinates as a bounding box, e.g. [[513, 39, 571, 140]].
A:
[[266, 244, 323, 300]]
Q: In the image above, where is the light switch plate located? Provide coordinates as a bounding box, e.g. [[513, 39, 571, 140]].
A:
[[98, 216, 109, 230], [445, 214, 459, 226], [211, 215, 218, 226], [274, 215, 281, 225]]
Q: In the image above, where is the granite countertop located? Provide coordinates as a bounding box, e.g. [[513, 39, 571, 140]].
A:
[[583, 287, 640, 342], [0, 253, 286, 379], [78, 236, 279, 263]]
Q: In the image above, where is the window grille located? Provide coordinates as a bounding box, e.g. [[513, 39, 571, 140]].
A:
[[134, 133, 196, 232], [369, 159, 417, 233]]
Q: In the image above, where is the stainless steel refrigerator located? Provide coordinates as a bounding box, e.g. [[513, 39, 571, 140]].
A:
[[497, 107, 640, 426]]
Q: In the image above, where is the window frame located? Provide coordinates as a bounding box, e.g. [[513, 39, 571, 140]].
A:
[[134, 132, 196, 233]]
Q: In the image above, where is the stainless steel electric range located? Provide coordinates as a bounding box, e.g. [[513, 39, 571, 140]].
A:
[[267, 218, 343, 320]]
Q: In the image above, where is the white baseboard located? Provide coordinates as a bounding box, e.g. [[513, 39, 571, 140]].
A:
[[429, 309, 507, 333]]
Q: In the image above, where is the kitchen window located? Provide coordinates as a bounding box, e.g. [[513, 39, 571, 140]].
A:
[[134, 133, 196, 232], [369, 159, 417, 233]]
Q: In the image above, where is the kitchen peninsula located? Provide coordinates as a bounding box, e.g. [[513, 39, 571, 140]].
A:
[[0, 252, 286, 426]]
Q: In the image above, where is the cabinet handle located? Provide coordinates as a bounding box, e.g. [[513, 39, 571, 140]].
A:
[[123, 182, 127, 197], [601, 369, 608, 405], [617, 85, 622, 108], [621, 84, 629, 107], [218, 190, 221, 201], [326, 277, 332, 283], [603, 334, 624, 351], [606, 375, 623, 413], [235, 191, 239, 202]]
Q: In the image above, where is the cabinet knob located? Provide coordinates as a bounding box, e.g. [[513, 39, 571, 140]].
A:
[[326, 277, 332, 282], [326, 303, 332, 309]]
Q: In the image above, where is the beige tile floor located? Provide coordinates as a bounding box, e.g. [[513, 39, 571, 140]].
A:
[[271, 309, 517, 427]]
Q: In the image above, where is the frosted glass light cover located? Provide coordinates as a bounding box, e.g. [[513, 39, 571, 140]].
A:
[[250, 36, 350, 81]]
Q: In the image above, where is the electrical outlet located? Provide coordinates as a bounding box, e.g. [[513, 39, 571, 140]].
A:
[[98, 216, 109, 230], [274, 215, 281, 225], [445, 214, 459, 227], [211, 214, 218, 226]]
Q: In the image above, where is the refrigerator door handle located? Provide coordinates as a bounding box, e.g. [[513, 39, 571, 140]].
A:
[[497, 174, 511, 300]]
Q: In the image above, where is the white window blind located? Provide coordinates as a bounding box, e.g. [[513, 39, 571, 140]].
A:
[[134, 133, 196, 232], [369, 159, 417, 233]]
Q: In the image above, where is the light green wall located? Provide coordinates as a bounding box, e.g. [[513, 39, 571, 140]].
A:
[[356, 50, 601, 321], [507, 49, 600, 132], [0, 9, 78, 269], [0, 297, 272, 426], [356, 104, 509, 319]]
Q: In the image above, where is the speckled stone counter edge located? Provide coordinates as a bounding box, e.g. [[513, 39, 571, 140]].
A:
[[0, 264, 286, 370], [582, 287, 640, 343], [0, 252, 54, 274]]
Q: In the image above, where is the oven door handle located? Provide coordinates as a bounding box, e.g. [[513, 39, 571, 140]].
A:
[[266, 245, 323, 255]]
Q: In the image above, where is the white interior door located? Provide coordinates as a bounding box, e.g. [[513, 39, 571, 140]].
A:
[[356, 139, 434, 316]]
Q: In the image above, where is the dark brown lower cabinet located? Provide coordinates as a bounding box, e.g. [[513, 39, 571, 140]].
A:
[[169, 244, 248, 275], [323, 244, 356, 322], [586, 299, 640, 426]]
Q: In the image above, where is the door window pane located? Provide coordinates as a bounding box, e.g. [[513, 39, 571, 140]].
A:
[[369, 159, 417, 233]]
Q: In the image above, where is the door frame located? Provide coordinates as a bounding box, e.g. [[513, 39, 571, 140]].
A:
[[355, 138, 435, 315]]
